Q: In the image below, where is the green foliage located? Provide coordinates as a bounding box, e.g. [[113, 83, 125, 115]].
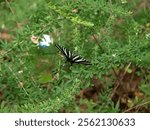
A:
[[0, 0, 150, 112]]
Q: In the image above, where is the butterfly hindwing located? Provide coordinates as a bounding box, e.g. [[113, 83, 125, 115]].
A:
[[72, 54, 91, 65], [73, 55, 91, 65]]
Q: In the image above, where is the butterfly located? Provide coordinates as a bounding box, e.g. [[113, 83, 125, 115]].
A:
[[31, 34, 53, 48], [55, 44, 92, 65], [39, 34, 53, 48]]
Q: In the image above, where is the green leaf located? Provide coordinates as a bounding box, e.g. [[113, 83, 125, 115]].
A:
[[127, 68, 132, 73], [38, 73, 53, 84], [140, 84, 150, 96]]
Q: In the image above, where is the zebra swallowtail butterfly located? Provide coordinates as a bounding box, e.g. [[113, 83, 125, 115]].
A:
[[55, 44, 91, 65]]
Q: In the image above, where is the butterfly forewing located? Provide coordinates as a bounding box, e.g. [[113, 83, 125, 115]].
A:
[[65, 47, 72, 59], [55, 44, 69, 59]]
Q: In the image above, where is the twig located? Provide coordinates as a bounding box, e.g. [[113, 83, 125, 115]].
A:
[[92, 34, 104, 52], [111, 62, 132, 98], [5, 0, 19, 25], [5, 64, 34, 103], [124, 100, 150, 113], [0, 41, 24, 59], [111, 66, 118, 78]]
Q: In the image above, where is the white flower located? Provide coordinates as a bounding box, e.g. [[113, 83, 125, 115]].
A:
[[39, 34, 53, 48], [18, 70, 23, 74], [121, 0, 127, 4], [112, 54, 116, 57], [146, 33, 150, 39]]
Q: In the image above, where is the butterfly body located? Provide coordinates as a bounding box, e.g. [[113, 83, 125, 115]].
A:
[[55, 44, 91, 65]]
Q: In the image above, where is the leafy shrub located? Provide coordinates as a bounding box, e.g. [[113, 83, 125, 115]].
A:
[[0, 0, 150, 112]]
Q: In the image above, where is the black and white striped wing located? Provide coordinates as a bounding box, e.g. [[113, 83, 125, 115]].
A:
[[72, 55, 91, 65], [55, 44, 72, 60]]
